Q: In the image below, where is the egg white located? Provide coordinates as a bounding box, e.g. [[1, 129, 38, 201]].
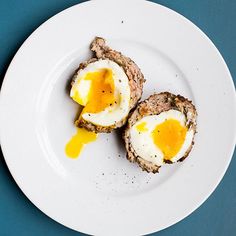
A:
[[70, 59, 130, 126], [130, 110, 194, 166]]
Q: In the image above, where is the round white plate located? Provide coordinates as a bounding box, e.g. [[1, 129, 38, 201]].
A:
[[1, 0, 236, 235]]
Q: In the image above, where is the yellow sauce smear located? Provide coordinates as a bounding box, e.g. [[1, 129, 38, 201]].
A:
[[75, 68, 115, 114], [152, 119, 187, 161], [65, 128, 97, 158], [136, 121, 148, 132]]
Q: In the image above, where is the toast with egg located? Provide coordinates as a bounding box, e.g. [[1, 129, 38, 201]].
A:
[[123, 92, 197, 173], [71, 37, 145, 133]]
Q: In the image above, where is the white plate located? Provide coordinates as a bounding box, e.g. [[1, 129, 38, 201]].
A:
[[0, 0, 236, 235]]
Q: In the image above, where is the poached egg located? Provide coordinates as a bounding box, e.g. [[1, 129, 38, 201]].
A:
[[70, 59, 131, 127], [129, 109, 194, 166]]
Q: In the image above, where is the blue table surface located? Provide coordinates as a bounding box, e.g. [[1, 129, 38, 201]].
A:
[[0, 0, 235, 235]]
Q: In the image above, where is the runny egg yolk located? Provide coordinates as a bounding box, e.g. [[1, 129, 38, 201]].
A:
[[65, 128, 97, 158], [75, 68, 115, 114], [136, 122, 148, 132], [152, 119, 187, 161]]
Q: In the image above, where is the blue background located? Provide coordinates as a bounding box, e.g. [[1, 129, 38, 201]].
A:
[[0, 0, 235, 235]]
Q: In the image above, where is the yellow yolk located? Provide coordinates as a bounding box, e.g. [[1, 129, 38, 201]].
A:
[[152, 119, 187, 161], [73, 68, 116, 114], [65, 128, 97, 158], [73, 90, 85, 106], [136, 122, 148, 132]]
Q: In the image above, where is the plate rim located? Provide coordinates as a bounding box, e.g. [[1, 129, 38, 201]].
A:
[[0, 0, 236, 235]]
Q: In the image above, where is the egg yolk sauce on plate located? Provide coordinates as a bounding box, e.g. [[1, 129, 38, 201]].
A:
[[65, 128, 97, 159]]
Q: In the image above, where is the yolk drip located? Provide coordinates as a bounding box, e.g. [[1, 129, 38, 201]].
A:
[[65, 128, 97, 158], [136, 122, 148, 132], [152, 119, 187, 160], [82, 68, 115, 114]]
